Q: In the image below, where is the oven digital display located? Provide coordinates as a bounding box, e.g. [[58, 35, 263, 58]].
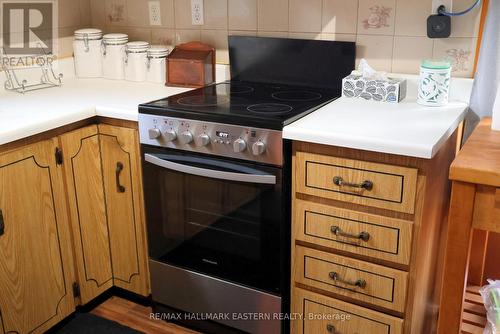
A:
[[216, 131, 229, 138]]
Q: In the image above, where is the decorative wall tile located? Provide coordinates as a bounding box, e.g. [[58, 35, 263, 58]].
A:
[[392, 36, 433, 74], [289, 0, 322, 33], [229, 0, 257, 31], [258, 0, 288, 32], [356, 34, 394, 72], [357, 0, 396, 35], [322, 0, 358, 34], [433, 37, 477, 77], [203, 0, 228, 30], [105, 0, 127, 25], [394, 0, 431, 36], [84, 0, 481, 76]]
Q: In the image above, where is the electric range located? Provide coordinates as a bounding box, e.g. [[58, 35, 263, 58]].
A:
[[138, 36, 355, 334]]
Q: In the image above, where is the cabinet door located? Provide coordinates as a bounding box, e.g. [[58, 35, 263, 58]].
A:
[[98, 124, 150, 296], [0, 138, 75, 333], [60, 125, 113, 304]]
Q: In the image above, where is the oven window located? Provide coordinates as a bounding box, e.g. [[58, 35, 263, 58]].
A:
[[143, 149, 282, 294]]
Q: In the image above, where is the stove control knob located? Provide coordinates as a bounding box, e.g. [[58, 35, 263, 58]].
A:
[[252, 141, 266, 155], [233, 138, 247, 153], [196, 133, 210, 147], [164, 129, 177, 142], [148, 128, 162, 140], [179, 131, 193, 144]]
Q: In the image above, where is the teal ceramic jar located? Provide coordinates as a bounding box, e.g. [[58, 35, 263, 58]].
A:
[[417, 60, 452, 107]]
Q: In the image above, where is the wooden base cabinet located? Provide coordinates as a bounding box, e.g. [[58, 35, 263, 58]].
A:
[[0, 138, 76, 333], [291, 135, 458, 334], [60, 124, 150, 304]]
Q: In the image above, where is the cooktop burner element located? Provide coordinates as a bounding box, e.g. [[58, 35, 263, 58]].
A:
[[247, 103, 293, 114], [177, 95, 230, 107], [271, 91, 322, 102], [217, 83, 255, 94]]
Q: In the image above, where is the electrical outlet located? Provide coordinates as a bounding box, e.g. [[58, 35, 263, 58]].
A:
[[191, 0, 204, 25], [149, 0, 162, 26], [432, 0, 453, 14]]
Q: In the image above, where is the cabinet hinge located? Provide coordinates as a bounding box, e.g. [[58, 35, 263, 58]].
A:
[[72, 282, 81, 298], [55, 147, 63, 165]]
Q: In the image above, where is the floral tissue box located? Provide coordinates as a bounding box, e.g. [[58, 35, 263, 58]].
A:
[[342, 75, 407, 103]]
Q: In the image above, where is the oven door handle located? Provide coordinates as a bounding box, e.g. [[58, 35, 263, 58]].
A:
[[144, 153, 277, 185]]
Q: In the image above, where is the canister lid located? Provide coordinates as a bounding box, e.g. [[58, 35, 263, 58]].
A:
[[126, 41, 150, 52], [148, 45, 170, 57], [74, 28, 102, 40], [103, 33, 128, 44], [421, 59, 451, 70]]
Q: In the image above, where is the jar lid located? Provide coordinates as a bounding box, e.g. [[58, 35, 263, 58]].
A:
[[103, 33, 128, 43], [148, 45, 169, 57], [421, 59, 451, 70], [126, 41, 150, 52], [74, 28, 102, 40]]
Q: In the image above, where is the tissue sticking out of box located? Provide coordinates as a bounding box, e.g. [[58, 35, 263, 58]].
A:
[[342, 58, 407, 103]]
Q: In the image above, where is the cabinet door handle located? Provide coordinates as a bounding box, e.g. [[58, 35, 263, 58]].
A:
[[329, 271, 367, 289], [0, 209, 4, 236], [326, 324, 339, 333], [331, 226, 370, 242], [333, 176, 373, 191], [115, 162, 126, 193]]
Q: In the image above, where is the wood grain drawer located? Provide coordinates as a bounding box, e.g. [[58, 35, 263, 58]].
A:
[[295, 151, 418, 214], [292, 287, 403, 334], [294, 199, 413, 265], [294, 246, 408, 313]]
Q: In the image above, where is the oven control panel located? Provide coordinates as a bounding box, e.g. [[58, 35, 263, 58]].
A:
[[138, 114, 284, 166]]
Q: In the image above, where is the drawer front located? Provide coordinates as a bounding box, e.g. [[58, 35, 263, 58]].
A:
[[294, 246, 408, 313], [295, 151, 418, 214], [294, 199, 413, 265], [292, 288, 403, 334]]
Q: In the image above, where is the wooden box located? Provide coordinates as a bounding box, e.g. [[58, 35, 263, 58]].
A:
[[166, 41, 215, 88]]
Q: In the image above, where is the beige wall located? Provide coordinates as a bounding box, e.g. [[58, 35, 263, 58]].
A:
[[73, 0, 481, 77], [58, 0, 92, 57]]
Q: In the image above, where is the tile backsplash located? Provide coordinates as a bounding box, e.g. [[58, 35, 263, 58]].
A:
[[62, 0, 482, 77]]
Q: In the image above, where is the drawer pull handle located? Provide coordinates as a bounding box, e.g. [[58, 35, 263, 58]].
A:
[[116, 162, 126, 193], [326, 324, 338, 333], [329, 271, 367, 289], [331, 226, 370, 242], [333, 176, 373, 191]]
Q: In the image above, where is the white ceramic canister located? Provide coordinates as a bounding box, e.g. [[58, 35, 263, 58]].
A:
[[102, 33, 128, 80], [124, 41, 150, 82], [146, 45, 170, 84], [417, 60, 452, 107], [73, 28, 103, 78]]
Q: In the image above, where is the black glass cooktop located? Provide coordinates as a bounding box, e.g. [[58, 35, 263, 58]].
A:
[[139, 81, 340, 130]]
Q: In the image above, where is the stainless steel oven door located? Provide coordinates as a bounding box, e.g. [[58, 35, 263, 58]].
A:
[[142, 147, 283, 295]]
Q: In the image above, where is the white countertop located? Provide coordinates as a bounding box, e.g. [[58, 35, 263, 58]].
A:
[[1, 59, 472, 159], [283, 75, 472, 159]]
